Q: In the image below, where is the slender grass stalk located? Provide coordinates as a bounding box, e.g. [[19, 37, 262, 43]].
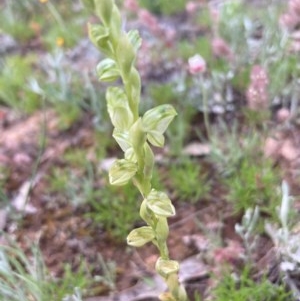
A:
[[85, 0, 188, 300]]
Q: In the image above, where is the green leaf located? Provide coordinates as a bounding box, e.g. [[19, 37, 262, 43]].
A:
[[146, 189, 175, 217], [95, 0, 113, 25], [143, 143, 154, 183], [88, 23, 111, 56], [155, 258, 179, 278], [97, 58, 120, 82], [108, 5, 122, 43], [109, 159, 137, 186], [155, 217, 169, 242], [128, 68, 141, 104], [106, 87, 134, 129], [127, 226, 155, 247], [129, 118, 147, 152], [81, 0, 95, 11], [116, 34, 135, 76]]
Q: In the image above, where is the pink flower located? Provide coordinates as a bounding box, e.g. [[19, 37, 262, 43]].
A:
[[209, 6, 220, 25], [214, 240, 244, 264], [250, 65, 268, 86], [246, 65, 269, 111], [279, 13, 299, 30], [186, 1, 199, 14], [138, 9, 160, 33], [188, 54, 206, 74], [289, 0, 300, 17], [276, 108, 291, 123], [163, 28, 176, 47], [211, 37, 233, 60], [124, 0, 139, 13]]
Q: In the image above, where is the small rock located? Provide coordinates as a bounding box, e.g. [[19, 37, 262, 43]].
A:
[[264, 136, 282, 159], [0, 34, 18, 54], [183, 142, 210, 156], [280, 139, 299, 161]]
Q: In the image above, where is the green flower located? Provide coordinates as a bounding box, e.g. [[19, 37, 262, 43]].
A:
[[96, 58, 120, 82], [109, 159, 137, 186], [155, 258, 179, 278], [127, 226, 155, 247], [142, 105, 177, 147], [146, 189, 175, 217]]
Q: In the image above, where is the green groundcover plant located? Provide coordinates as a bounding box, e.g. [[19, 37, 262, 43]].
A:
[[84, 0, 188, 300]]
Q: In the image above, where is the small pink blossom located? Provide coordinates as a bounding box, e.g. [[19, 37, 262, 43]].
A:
[[279, 13, 299, 30], [264, 136, 282, 159], [250, 65, 269, 86], [246, 86, 268, 110], [13, 153, 31, 165], [246, 65, 269, 111], [289, 0, 300, 17], [163, 28, 176, 47], [138, 9, 160, 33], [188, 54, 206, 74], [124, 0, 139, 13], [276, 108, 291, 123], [209, 6, 220, 24], [186, 1, 199, 14], [214, 240, 244, 264], [211, 37, 233, 60]]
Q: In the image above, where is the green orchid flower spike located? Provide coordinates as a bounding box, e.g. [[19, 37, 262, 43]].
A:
[[86, 0, 188, 300]]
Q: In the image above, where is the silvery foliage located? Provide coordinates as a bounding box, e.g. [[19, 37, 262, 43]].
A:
[[265, 181, 300, 299], [235, 206, 259, 263], [62, 288, 83, 301]]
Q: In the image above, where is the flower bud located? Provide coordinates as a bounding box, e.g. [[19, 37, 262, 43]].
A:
[[146, 189, 175, 217], [155, 257, 179, 278], [276, 108, 290, 123], [127, 30, 142, 53], [212, 37, 233, 60], [127, 226, 155, 247], [124, 0, 139, 13], [109, 159, 137, 185], [186, 1, 199, 14], [188, 54, 206, 74], [88, 24, 111, 56], [97, 58, 119, 82]]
